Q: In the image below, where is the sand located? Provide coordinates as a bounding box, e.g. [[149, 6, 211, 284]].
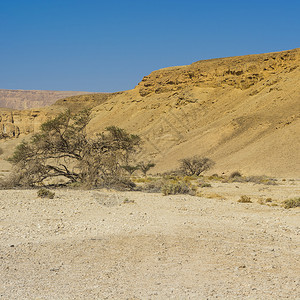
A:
[[0, 180, 299, 299]]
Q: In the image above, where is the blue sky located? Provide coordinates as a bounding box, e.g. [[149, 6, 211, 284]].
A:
[[0, 0, 299, 92]]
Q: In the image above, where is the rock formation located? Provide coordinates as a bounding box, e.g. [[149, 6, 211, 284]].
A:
[[0, 89, 93, 110], [0, 48, 299, 177]]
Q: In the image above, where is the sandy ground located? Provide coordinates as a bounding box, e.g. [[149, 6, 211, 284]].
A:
[[0, 180, 299, 299]]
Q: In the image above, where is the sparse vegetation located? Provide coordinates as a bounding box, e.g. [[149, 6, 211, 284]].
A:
[[138, 161, 155, 176], [238, 195, 252, 203], [141, 179, 164, 193], [283, 197, 300, 209], [0, 147, 3, 155], [123, 198, 135, 204], [227, 175, 277, 185], [179, 156, 215, 176], [230, 171, 242, 178], [162, 180, 196, 196], [37, 188, 55, 199], [121, 165, 139, 176], [199, 182, 212, 188]]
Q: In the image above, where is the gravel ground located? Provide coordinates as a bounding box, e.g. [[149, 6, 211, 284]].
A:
[[0, 181, 299, 299]]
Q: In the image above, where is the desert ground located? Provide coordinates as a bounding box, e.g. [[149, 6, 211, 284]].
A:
[[0, 179, 299, 299]]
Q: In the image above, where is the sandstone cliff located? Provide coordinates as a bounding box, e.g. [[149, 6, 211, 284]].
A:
[[88, 48, 300, 177], [0, 89, 93, 110]]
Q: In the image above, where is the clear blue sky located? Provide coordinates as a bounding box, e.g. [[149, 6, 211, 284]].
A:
[[0, 0, 299, 92]]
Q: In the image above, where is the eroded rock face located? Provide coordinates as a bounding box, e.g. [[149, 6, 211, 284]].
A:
[[137, 48, 299, 96], [0, 109, 56, 139], [0, 90, 92, 110]]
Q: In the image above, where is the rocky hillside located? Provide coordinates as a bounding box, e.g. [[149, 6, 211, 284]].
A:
[[1, 48, 299, 177], [0, 89, 93, 110]]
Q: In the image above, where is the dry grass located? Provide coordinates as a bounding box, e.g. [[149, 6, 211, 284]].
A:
[[283, 197, 300, 209], [238, 195, 252, 203]]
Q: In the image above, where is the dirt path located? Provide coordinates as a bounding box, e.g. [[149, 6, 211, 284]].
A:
[[0, 181, 299, 299]]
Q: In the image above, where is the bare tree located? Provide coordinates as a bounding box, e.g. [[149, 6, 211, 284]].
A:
[[179, 156, 214, 176], [138, 161, 155, 176]]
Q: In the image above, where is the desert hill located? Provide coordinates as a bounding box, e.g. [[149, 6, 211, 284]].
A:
[[0, 48, 299, 177], [0, 89, 93, 110]]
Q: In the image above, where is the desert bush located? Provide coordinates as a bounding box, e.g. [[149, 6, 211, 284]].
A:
[[238, 195, 252, 203], [141, 179, 164, 193], [230, 175, 277, 185], [37, 188, 55, 199], [8, 110, 141, 188], [283, 197, 300, 209], [179, 156, 215, 176], [162, 180, 196, 196], [230, 171, 242, 178]]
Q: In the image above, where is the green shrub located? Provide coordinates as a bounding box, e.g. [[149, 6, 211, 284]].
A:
[[283, 197, 300, 209], [37, 188, 55, 199]]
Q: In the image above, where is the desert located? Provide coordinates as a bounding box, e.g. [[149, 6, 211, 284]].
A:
[[0, 47, 299, 299], [0, 179, 299, 299]]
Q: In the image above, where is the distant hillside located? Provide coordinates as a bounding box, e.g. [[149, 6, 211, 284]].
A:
[[0, 48, 299, 177], [0, 89, 93, 110]]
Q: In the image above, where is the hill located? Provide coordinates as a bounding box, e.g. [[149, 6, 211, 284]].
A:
[[87, 48, 300, 177], [0, 89, 93, 110], [0, 48, 299, 177]]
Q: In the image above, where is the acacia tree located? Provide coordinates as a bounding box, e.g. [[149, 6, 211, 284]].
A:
[[9, 110, 141, 187], [138, 161, 156, 176], [179, 156, 214, 176], [121, 165, 140, 176]]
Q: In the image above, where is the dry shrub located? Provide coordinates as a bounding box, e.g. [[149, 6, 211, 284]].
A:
[[162, 180, 196, 196], [133, 177, 156, 183], [199, 182, 212, 188], [283, 197, 300, 209], [123, 198, 135, 204], [37, 188, 55, 199], [141, 179, 164, 193], [231, 175, 277, 185], [204, 193, 225, 200], [230, 171, 242, 178], [238, 195, 252, 203]]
